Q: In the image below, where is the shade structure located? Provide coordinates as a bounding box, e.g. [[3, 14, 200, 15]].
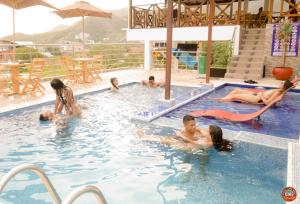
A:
[[54, 1, 112, 44], [0, 0, 57, 61]]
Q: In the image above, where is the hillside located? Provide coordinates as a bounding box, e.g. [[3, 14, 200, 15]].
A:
[[1, 8, 128, 43]]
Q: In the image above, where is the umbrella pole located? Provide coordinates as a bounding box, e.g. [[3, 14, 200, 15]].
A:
[[13, 7, 16, 62], [82, 16, 85, 47]]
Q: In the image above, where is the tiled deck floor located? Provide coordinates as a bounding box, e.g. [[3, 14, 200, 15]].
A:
[[0, 68, 297, 113]]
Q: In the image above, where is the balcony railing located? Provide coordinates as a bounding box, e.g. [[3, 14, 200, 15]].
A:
[[129, 1, 294, 29]]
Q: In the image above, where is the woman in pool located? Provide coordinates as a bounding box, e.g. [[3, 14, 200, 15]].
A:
[[137, 115, 232, 152], [110, 77, 119, 92], [50, 78, 82, 117], [215, 80, 294, 105]]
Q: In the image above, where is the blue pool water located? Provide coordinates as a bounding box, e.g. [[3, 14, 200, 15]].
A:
[[164, 84, 300, 139], [0, 84, 287, 204]]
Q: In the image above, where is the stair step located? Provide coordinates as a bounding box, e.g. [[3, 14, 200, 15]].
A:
[[244, 29, 265, 35], [227, 67, 263, 74], [225, 72, 263, 80], [232, 56, 264, 61], [240, 39, 265, 46], [230, 62, 264, 67], [239, 45, 264, 51], [239, 50, 264, 56]]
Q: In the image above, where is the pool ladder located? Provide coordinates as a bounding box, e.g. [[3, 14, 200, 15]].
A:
[[0, 164, 106, 204]]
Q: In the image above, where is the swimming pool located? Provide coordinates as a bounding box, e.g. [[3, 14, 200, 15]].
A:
[[0, 83, 287, 204], [164, 84, 300, 139]]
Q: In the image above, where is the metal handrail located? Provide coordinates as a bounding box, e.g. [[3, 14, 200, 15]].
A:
[[62, 185, 107, 204], [231, 26, 237, 42], [0, 163, 62, 204]]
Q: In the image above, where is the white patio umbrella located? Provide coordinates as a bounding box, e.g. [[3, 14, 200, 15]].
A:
[[0, 0, 57, 61], [54, 1, 112, 44]]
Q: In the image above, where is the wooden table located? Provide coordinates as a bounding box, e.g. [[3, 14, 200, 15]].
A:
[[74, 58, 94, 83], [0, 62, 28, 94]]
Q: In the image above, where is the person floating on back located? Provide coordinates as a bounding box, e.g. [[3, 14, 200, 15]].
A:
[[141, 76, 165, 88], [137, 115, 233, 152]]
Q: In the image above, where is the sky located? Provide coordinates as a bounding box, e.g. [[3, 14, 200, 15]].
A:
[[0, 0, 165, 38]]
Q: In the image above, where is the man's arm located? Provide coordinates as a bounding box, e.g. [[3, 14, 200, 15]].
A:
[[54, 95, 61, 114], [141, 80, 147, 85], [177, 132, 199, 145]]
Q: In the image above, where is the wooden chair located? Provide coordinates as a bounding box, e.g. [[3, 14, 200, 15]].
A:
[[20, 58, 46, 95], [88, 55, 103, 81], [61, 56, 82, 84], [0, 66, 12, 96]]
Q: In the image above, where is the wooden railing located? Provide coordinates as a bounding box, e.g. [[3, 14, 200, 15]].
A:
[[130, 1, 295, 29]]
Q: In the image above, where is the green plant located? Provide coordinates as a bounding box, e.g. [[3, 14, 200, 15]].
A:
[[15, 47, 44, 61], [276, 21, 293, 67]]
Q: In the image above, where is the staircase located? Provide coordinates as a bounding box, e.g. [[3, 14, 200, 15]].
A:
[[225, 28, 265, 80]]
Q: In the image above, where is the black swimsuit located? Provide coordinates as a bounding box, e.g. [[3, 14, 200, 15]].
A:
[[252, 93, 263, 103]]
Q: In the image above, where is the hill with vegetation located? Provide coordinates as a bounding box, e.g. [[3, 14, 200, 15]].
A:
[[1, 8, 128, 44]]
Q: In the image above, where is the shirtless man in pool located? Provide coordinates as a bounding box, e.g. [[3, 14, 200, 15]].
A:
[[137, 115, 233, 152]]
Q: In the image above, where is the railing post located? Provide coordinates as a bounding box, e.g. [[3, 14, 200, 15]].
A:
[[206, 0, 214, 84], [129, 0, 132, 29], [237, 0, 241, 25], [144, 40, 152, 70], [177, 0, 181, 27], [268, 0, 274, 23]]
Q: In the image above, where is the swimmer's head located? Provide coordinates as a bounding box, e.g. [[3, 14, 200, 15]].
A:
[[282, 80, 294, 90], [50, 78, 66, 90], [183, 115, 196, 133], [39, 111, 54, 121], [110, 77, 119, 89], [149, 76, 155, 84], [209, 125, 232, 152]]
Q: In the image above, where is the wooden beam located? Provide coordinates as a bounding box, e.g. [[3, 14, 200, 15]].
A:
[[129, 0, 132, 29], [237, 0, 241, 24], [177, 0, 181, 27], [206, 0, 214, 84], [165, 0, 173, 100], [268, 0, 274, 23]]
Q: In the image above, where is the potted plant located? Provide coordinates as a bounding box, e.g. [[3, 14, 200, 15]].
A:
[[272, 21, 294, 80]]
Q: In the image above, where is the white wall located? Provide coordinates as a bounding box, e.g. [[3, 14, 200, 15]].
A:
[[126, 26, 240, 42]]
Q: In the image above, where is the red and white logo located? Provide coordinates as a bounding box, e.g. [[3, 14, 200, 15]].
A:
[[282, 187, 297, 202]]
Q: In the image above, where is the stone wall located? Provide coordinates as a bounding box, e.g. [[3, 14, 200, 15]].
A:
[[264, 24, 300, 78]]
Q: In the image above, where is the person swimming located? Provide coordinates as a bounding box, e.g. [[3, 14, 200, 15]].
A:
[[141, 76, 165, 88], [110, 77, 119, 92], [50, 78, 82, 116], [215, 80, 294, 105], [137, 115, 232, 152], [39, 111, 55, 121]]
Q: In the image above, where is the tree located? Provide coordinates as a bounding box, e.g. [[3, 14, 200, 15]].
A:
[[15, 47, 44, 61]]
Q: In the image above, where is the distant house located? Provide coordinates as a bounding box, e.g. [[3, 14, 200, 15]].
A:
[[59, 41, 84, 54], [75, 32, 91, 41], [0, 40, 13, 61]]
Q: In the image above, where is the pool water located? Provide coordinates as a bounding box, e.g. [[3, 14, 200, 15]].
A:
[[164, 84, 300, 139], [0, 84, 287, 204]]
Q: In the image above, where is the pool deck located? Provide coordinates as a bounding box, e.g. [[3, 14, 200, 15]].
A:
[[1, 68, 299, 113]]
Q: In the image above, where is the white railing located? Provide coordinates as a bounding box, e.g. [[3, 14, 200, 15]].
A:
[[62, 185, 107, 204], [0, 163, 106, 204]]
